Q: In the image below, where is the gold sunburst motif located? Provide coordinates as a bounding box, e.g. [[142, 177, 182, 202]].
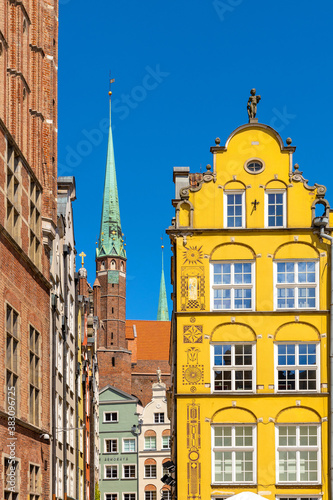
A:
[[183, 366, 203, 384], [183, 246, 203, 265]]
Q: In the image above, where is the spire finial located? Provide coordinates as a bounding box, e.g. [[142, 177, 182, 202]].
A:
[[109, 72, 115, 124], [97, 79, 125, 260], [79, 251, 86, 267], [157, 238, 169, 321]]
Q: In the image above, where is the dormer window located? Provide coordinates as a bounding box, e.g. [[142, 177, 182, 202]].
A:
[[244, 158, 265, 174]]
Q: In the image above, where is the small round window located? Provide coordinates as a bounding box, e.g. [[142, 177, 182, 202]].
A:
[[244, 158, 265, 174]]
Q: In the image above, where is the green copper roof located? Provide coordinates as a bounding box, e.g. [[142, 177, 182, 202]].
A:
[[157, 248, 169, 321], [97, 99, 126, 259]]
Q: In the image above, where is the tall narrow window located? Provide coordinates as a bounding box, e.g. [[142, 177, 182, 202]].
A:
[[29, 464, 40, 500], [6, 305, 19, 408], [6, 145, 21, 241], [4, 457, 19, 499], [265, 191, 286, 227], [224, 192, 245, 228], [29, 326, 40, 425], [29, 180, 41, 266]]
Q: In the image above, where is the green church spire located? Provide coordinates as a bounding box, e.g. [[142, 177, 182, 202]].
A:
[[97, 87, 126, 259], [157, 246, 169, 321]]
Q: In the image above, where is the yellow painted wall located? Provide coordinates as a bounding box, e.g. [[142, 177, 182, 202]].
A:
[[172, 123, 330, 500]]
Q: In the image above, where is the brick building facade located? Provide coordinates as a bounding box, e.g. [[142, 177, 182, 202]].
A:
[[0, 0, 58, 498]]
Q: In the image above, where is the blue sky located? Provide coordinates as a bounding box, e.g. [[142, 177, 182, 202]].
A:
[[58, 0, 333, 320]]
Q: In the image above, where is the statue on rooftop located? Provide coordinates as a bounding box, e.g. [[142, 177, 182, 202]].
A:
[[247, 88, 261, 120], [156, 367, 162, 384]]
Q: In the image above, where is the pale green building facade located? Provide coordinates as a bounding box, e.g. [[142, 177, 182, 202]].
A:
[[99, 386, 140, 500]]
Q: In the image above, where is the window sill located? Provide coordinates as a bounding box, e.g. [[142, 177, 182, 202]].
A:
[[212, 391, 255, 394], [211, 483, 256, 487], [276, 482, 321, 488]]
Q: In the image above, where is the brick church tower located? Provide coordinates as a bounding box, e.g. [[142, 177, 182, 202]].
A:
[[95, 92, 132, 393]]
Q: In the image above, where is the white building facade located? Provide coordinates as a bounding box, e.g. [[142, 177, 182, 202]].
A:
[[138, 382, 172, 500]]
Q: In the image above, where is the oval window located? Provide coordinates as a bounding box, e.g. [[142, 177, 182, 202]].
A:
[[244, 159, 265, 174]]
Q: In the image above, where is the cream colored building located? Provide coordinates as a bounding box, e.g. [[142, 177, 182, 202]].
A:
[[138, 383, 172, 500]]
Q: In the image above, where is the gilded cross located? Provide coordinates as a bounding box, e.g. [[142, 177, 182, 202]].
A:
[[79, 251, 86, 267]]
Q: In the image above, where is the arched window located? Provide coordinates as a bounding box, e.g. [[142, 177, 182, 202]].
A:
[[101, 261, 105, 270], [120, 261, 124, 272], [110, 260, 116, 270], [162, 429, 171, 449], [144, 459, 157, 479], [144, 485, 156, 500], [144, 430, 156, 450]]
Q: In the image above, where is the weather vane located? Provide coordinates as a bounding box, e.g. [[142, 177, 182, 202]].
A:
[[109, 71, 115, 96]]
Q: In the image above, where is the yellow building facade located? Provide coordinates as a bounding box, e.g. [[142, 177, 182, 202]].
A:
[[168, 116, 331, 500]]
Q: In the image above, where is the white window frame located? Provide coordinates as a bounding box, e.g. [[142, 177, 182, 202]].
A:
[[274, 260, 319, 311], [144, 463, 157, 478], [122, 438, 136, 453], [211, 424, 257, 484], [161, 491, 172, 500], [104, 464, 118, 479], [210, 261, 255, 311], [144, 492, 156, 500], [123, 493, 136, 500], [265, 189, 286, 228], [154, 412, 165, 423], [122, 464, 136, 479], [104, 411, 118, 423], [223, 190, 245, 228], [275, 424, 321, 484], [276, 497, 322, 500], [105, 494, 118, 500], [162, 436, 171, 449], [211, 342, 256, 393], [274, 343, 320, 393], [144, 436, 156, 450], [104, 438, 118, 454]]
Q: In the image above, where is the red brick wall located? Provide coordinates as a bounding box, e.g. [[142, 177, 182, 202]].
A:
[[0, 0, 58, 497]]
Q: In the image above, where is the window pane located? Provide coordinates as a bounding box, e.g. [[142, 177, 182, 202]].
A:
[[214, 427, 232, 447], [279, 451, 296, 481], [214, 370, 231, 391], [214, 345, 231, 366], [279, 426, 296, 446], [214, 451, 232, 482]]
